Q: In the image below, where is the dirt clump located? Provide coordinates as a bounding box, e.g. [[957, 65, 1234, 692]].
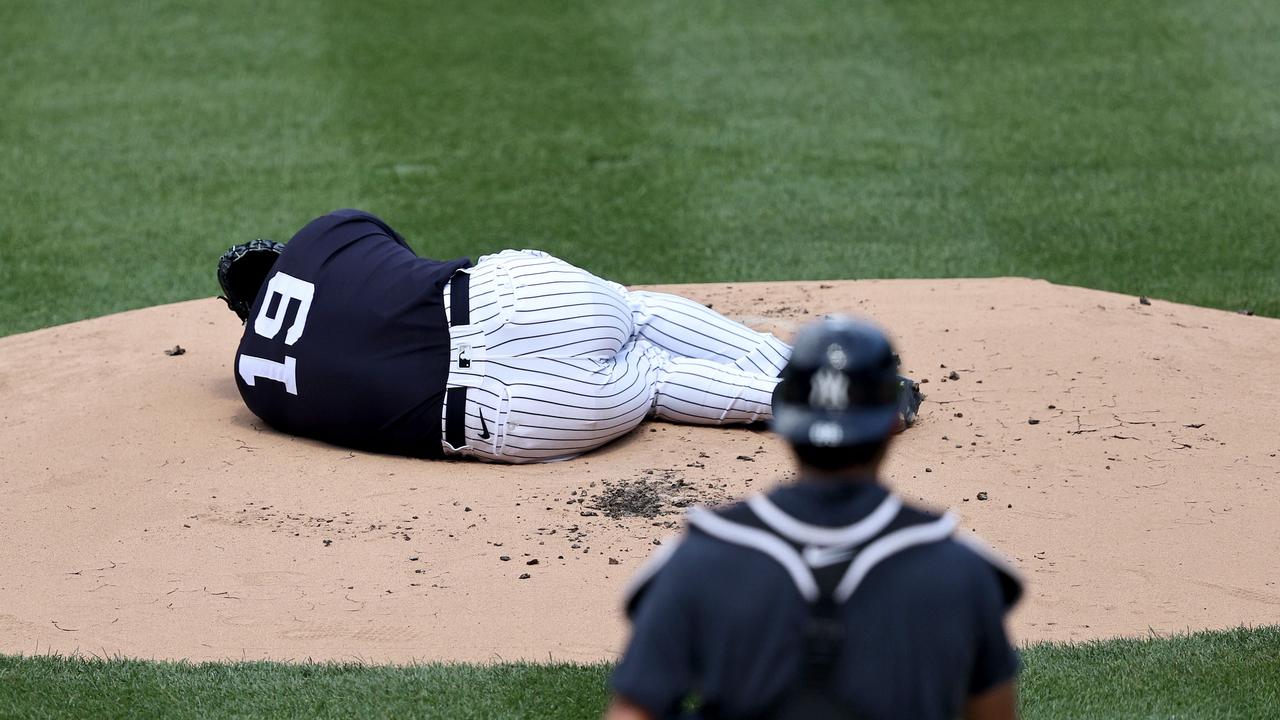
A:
[[592, 480, 664, 518], [589, 469, 723, 519]]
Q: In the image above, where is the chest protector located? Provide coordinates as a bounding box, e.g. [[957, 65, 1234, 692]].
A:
[[649, 493, 1021, 720]]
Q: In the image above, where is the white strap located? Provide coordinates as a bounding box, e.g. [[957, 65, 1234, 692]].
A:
[[686, 507, 819, 602], [676, 505, 962, 607], [835, 513, 958, 602], [746, 493, 902, 547]]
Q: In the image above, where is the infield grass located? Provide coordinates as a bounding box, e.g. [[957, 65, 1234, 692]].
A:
[[2, 0, 1279, 336], [2, 627, 1277, 719]]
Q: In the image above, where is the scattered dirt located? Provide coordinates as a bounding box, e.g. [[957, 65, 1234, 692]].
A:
[[760, 305, 811, 318], [591, 480, 664, 518], [587, 469, 727, 519]]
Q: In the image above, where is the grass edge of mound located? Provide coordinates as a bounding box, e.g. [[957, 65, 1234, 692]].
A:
[[1, 625, 1276, 719]]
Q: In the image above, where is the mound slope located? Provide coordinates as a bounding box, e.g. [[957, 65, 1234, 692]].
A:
[[1, 278, 1277, 663]]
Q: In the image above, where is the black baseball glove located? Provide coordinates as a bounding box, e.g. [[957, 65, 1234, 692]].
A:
[[217, 239, 285, 322], [897, 375, 923, 429]]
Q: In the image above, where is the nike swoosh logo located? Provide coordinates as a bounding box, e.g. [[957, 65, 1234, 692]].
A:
[[478, 412, 491, 440], [802, 544, 856, 568]]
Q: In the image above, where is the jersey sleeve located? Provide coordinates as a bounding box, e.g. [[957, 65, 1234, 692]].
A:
[[968, 562, 1020, 695], [610, 553, 699, 717]]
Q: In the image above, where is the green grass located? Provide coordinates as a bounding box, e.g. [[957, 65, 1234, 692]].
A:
[[2, 0, 1279, 336], [1019, 626, 1280, 719], [0, 658, 613, 720], [2, 627, 1277, 719]]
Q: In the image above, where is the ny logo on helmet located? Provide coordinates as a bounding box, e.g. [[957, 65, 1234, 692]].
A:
[[809, 368, 849, 410]]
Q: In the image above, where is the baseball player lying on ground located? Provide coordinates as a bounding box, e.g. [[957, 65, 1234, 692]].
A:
[[217, 209, 922, 464]]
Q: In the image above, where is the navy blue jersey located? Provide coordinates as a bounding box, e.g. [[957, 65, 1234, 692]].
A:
[[234, 209, 470, 457], [613, 480, 1021, 720]]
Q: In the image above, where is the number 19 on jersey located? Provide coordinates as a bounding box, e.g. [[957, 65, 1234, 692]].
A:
[[238, 272, 315, 395]]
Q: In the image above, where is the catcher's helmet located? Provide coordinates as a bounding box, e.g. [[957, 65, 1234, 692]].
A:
[[772, 316, 902, 448]]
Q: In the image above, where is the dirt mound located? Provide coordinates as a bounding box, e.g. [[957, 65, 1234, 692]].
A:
[[588, 469, 730, 519], [0, 278, 1277, 663]]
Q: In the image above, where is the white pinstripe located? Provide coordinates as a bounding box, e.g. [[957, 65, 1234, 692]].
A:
[[440, 250, 791, 463]]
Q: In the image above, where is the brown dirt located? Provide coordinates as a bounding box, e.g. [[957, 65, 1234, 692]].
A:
[[0, 278, 1277, 663]]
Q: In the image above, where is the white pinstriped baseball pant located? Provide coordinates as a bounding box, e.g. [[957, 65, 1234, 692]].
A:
[[441, 250, 791, 463]]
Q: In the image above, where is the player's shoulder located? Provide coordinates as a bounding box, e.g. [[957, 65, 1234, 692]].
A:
[[643, 503, 771, 574], [620, 502, 784, 616], [915, 529, 1023, 609], [284, 208, 410, 255]]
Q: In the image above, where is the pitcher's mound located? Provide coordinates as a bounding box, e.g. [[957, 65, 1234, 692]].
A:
[[1, 278, 1277, 663]]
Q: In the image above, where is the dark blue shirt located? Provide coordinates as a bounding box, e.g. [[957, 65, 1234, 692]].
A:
[[234, 209, 470, 457], [612, 481, 1020, 719]]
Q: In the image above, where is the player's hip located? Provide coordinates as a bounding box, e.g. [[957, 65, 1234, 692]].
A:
[[439, 356, 657, 463], [468, 250, 634, 353]]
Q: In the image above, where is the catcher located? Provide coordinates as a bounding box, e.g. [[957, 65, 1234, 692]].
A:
[[607, 316, 1020, 720], [218, 209, 922, 463]]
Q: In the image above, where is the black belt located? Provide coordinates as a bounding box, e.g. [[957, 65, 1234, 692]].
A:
[[445, 270, 470, 450]]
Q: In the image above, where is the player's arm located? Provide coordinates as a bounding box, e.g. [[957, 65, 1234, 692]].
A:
[[606, 542, 699, 720], [963, 546, 1022, 720], [965, 678, 1018, 720], [603, 696, 656, 720]]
